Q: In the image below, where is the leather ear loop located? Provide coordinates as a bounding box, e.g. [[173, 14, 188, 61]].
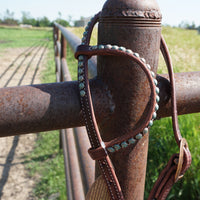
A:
[[76, 46, 157, 161], [148, 36, 192, 200], [160, 35, 191, 178]]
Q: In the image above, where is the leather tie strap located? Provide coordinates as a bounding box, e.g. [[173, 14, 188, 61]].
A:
[[75, 12, 191, 200], [148, 36, 192, 200]]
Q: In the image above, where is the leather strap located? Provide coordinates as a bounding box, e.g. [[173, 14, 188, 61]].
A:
[[75, 12, 191, 200], [148, 36, 192, 200]]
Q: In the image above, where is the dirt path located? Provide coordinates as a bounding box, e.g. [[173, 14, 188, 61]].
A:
[[0, 43, 49, 200]]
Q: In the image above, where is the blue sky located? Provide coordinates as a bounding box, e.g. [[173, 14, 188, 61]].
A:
[[0, 0, 199, 26]]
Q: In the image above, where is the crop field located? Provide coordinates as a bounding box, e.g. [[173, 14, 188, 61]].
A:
[[0, 25, 199, 200]]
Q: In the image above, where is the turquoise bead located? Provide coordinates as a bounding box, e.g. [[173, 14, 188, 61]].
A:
[[78, 62, 83, 67], [156, 95, 160, 103], [155, 103, 159, 111], [83, 31, 88, 36], [82, 36, 86, 42], [80, 90, 85, 97], [146, 64, 151, 70], [135, 133, 143, 140], [112, 45, 119, 50], [105, 44, 112, 49], [78, 68, 83, 74], [78, 55, 84, 61], [143, 128, 148, 134], [79, 76, 84, 81], [79, 83, 84, 89], [107, 147, 115, 153], [152, 112, 157, 119], [134, 53, 140, 58], [119, 47, 126, 52], [126, 49, 133, 54], [154, 79, 158, 86], [156, 87, 160, 94], [128, 138, 136, 144], [121, 141, 128, 148], [151, 71, 155, 77], [141, 58, 146, 63], [148, 120, 153, 127], [98, 45, 104, 49], [114, 144, 121, 151]]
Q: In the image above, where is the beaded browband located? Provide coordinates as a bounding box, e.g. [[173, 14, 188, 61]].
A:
[[75, 12, 191, 200]]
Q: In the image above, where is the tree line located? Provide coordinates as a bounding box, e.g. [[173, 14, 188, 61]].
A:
[[0, 9, 71, 27]]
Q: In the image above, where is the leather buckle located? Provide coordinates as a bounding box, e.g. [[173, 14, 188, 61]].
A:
[[174, 138, 188, 182]]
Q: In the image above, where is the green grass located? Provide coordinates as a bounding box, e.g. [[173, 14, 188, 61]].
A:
[[0, 26, 51, 49], [25, 132, 66, 200]]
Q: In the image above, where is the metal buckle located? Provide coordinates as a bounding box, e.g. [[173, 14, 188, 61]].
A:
[[174, 138, 188, 182]]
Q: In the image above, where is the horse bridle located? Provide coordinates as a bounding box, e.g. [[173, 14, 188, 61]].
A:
[[75, 12, 191, 200]]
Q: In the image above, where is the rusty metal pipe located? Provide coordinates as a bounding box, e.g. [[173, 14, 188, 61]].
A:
[[0, 71, 199, 137], [55, 56, 61, 82], [157, 71, 200, 118], [61, 129, 73, 200], [64, 128, 85, 200], [61, 34, 66, 59], [0, 80, 112, 137], [56, 41, 61, 56]]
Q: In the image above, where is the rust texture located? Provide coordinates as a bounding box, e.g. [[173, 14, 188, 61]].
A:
[[0, 72, 199, 137], [0, 80, 112, 137], [97, 0, 162, 199], [157, 71, 200, 118]]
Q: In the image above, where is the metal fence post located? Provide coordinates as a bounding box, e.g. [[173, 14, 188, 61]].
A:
[[97, 0, 162, 199]]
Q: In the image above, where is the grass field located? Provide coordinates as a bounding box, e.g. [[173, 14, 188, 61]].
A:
[[0, 25, 199, 200]]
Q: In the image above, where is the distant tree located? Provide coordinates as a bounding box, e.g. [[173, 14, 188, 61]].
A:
[[21, 11, 39, 26], [38, 16, 51, 27], [21, 11, 31, 24], [179, 20, 197, 30], [3, 9, 18, 25], [55, 12, 70, 27], [55, 18, 70, 27]]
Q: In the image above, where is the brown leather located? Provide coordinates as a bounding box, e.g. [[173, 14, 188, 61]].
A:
[[148, 36, 192, 200], [75, 12, 191, 200]]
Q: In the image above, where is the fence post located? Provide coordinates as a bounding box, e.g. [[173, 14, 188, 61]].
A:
[[97, 0, 162, 199], [60, 34, 66, 82], [53, 26, 61, 82]]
